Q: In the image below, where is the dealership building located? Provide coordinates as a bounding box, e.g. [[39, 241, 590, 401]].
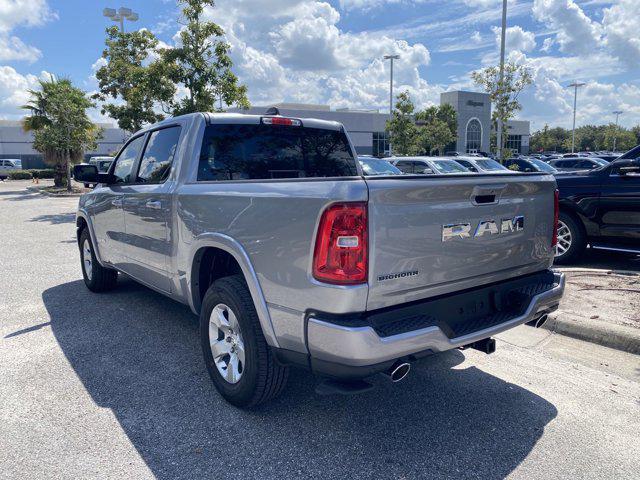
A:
[[232, 92, 530, 156], [0, 120, 127, 169], [0, 90, 530, 166]]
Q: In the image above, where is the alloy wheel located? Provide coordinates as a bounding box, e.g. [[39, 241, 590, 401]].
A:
[[82, 239, 93, 281], [556, 220, 572, 257], [209, 303, 245, 384]]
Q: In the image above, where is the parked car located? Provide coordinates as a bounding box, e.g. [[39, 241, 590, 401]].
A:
[[504, 158, 559, 174], [0, 159, 22, 179], [358, 157, 403, 175], [548, 157, 609, 172], [73, 112, 564, 407], [554, 145, 640, 263], [453, 157, 512, 173], [391, 157, 471, 174], [88, 156, 114, 173]]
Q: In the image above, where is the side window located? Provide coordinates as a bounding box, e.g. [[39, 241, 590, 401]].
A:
[[137, 126, 181, 183], [395, 161, 414, 173], [457, 160, 477, 172], [113, 136, 145, 183], [415, 162, 432, 174], [578, 160, 593, 169]]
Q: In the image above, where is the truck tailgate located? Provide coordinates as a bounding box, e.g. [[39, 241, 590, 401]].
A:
[[365, 174, 556, 310]]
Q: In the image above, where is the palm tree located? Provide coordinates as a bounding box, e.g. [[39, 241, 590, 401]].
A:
[[21, 76, 99, 188]]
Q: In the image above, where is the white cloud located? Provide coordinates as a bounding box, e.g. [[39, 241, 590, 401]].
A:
[[532, 0, 602, 55], [0, 66, 50, 118], [0, 35, 41, 62], [492, 25, 537, 53], [0, 0, 56, 64], [193, 0, 436, 111], [540, 37, 554, 53], [602, 0, 640, 67]]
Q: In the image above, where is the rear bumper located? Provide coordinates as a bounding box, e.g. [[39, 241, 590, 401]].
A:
[[297, 270, 564, 377]]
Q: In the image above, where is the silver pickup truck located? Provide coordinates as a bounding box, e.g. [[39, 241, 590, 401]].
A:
[[74, 112, 565, 407]]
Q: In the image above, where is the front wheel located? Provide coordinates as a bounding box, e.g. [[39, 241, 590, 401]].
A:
[[554, 212, 586, 264], [200, 275, 288, 408], [79, 228, 118, 292]]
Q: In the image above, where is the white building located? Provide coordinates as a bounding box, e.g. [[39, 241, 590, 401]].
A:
[[230, 103, 391, 156], [0, 120, 127, 169]]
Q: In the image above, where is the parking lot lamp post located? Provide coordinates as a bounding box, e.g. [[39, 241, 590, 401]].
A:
[[384, 54, 400, 156], [496, 0, 507, 161], [568, 81, 586, 153], [612, 110, 623, 151], [103, 7, 139, 32]]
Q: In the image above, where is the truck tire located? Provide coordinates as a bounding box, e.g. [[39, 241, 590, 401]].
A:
[[200, 274, 288, 408], [79, 228, 118, 292], [554, 212, 586, 264]]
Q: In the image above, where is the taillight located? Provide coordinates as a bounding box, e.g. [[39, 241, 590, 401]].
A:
[[552, 189, 559, 247], [261, 116, 301, 127], [313, 202, 368, 285]]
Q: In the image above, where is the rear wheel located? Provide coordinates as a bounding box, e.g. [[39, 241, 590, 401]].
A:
[[200, 274, 288, 408], [79, 228, 118, 292], [554, 212, 586, 264]]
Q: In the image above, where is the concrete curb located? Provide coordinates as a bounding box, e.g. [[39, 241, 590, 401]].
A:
[[26, 186, 82, 197], [542, 313, 640, 355]]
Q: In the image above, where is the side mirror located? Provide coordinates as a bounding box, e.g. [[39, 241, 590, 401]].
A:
[[74, 164, 109, 184], [422, 168, 434, 175]]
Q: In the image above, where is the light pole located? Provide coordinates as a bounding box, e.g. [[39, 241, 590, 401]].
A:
[[568, 81, 586, 153], [384, 54, 400, 156], [103, 7, 139, 32], [612, 110, 623, 151], [496, 0, 508, 160]]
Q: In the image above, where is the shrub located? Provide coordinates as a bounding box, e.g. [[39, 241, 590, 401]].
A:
[[8, 170, 32, 180], [30, 169, 55, 179]]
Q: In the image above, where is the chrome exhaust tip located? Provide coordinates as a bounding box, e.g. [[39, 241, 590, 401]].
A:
[[385, 362, 411, 383], [526, 313, 550, 328]]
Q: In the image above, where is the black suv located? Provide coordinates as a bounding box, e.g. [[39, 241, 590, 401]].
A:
[[549, 157, 609, 172], [554, 145, 640, 263]]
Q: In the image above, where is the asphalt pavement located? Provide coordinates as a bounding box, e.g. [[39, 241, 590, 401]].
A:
[[1, 181, 639, 480]]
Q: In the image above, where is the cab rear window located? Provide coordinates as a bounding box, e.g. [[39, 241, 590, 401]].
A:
[[198, 124, 357, 181]]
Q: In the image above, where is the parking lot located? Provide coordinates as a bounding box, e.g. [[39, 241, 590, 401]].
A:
[[1, 180, 639, 480]]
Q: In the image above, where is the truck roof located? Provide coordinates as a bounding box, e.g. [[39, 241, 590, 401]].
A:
[[204, 112, 343, 131], [132, 112, 344, 135]]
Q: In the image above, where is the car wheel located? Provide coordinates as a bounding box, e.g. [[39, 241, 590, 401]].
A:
[[200, 274, 288, 408], [79, 228, 118, 292], [554, 212, 586, 264]]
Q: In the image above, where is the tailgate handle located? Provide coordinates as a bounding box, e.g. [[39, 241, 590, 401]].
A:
[[471, 184, 506, 206], [474, 194, 496, 204]]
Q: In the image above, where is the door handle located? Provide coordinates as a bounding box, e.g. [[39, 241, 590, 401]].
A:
[[111, 198, 123, 207], [145, 200, 162, 210]]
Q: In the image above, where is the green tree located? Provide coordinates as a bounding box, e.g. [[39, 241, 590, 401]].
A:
[[471, 62, 533, 159], [94, 26, 176, 132], [631, 125, 640, 145], [530, 125, 570, 153], [604, 125, 636, 151], [417, 118, 455, 155], [386, 91, 419, 156], [162, 0, 249, 115], [22, 76, 100, 190]]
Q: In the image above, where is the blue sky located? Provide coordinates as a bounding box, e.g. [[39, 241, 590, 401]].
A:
[[1, 0, 638, 131]]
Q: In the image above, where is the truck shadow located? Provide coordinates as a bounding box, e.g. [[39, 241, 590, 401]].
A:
[[43, 278, 557, 480]]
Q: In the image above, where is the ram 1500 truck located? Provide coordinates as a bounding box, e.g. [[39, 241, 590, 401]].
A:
[[74, 112, 565, 407]]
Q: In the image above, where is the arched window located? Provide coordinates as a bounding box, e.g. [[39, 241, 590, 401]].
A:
[[466, 119, 482, 153]]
